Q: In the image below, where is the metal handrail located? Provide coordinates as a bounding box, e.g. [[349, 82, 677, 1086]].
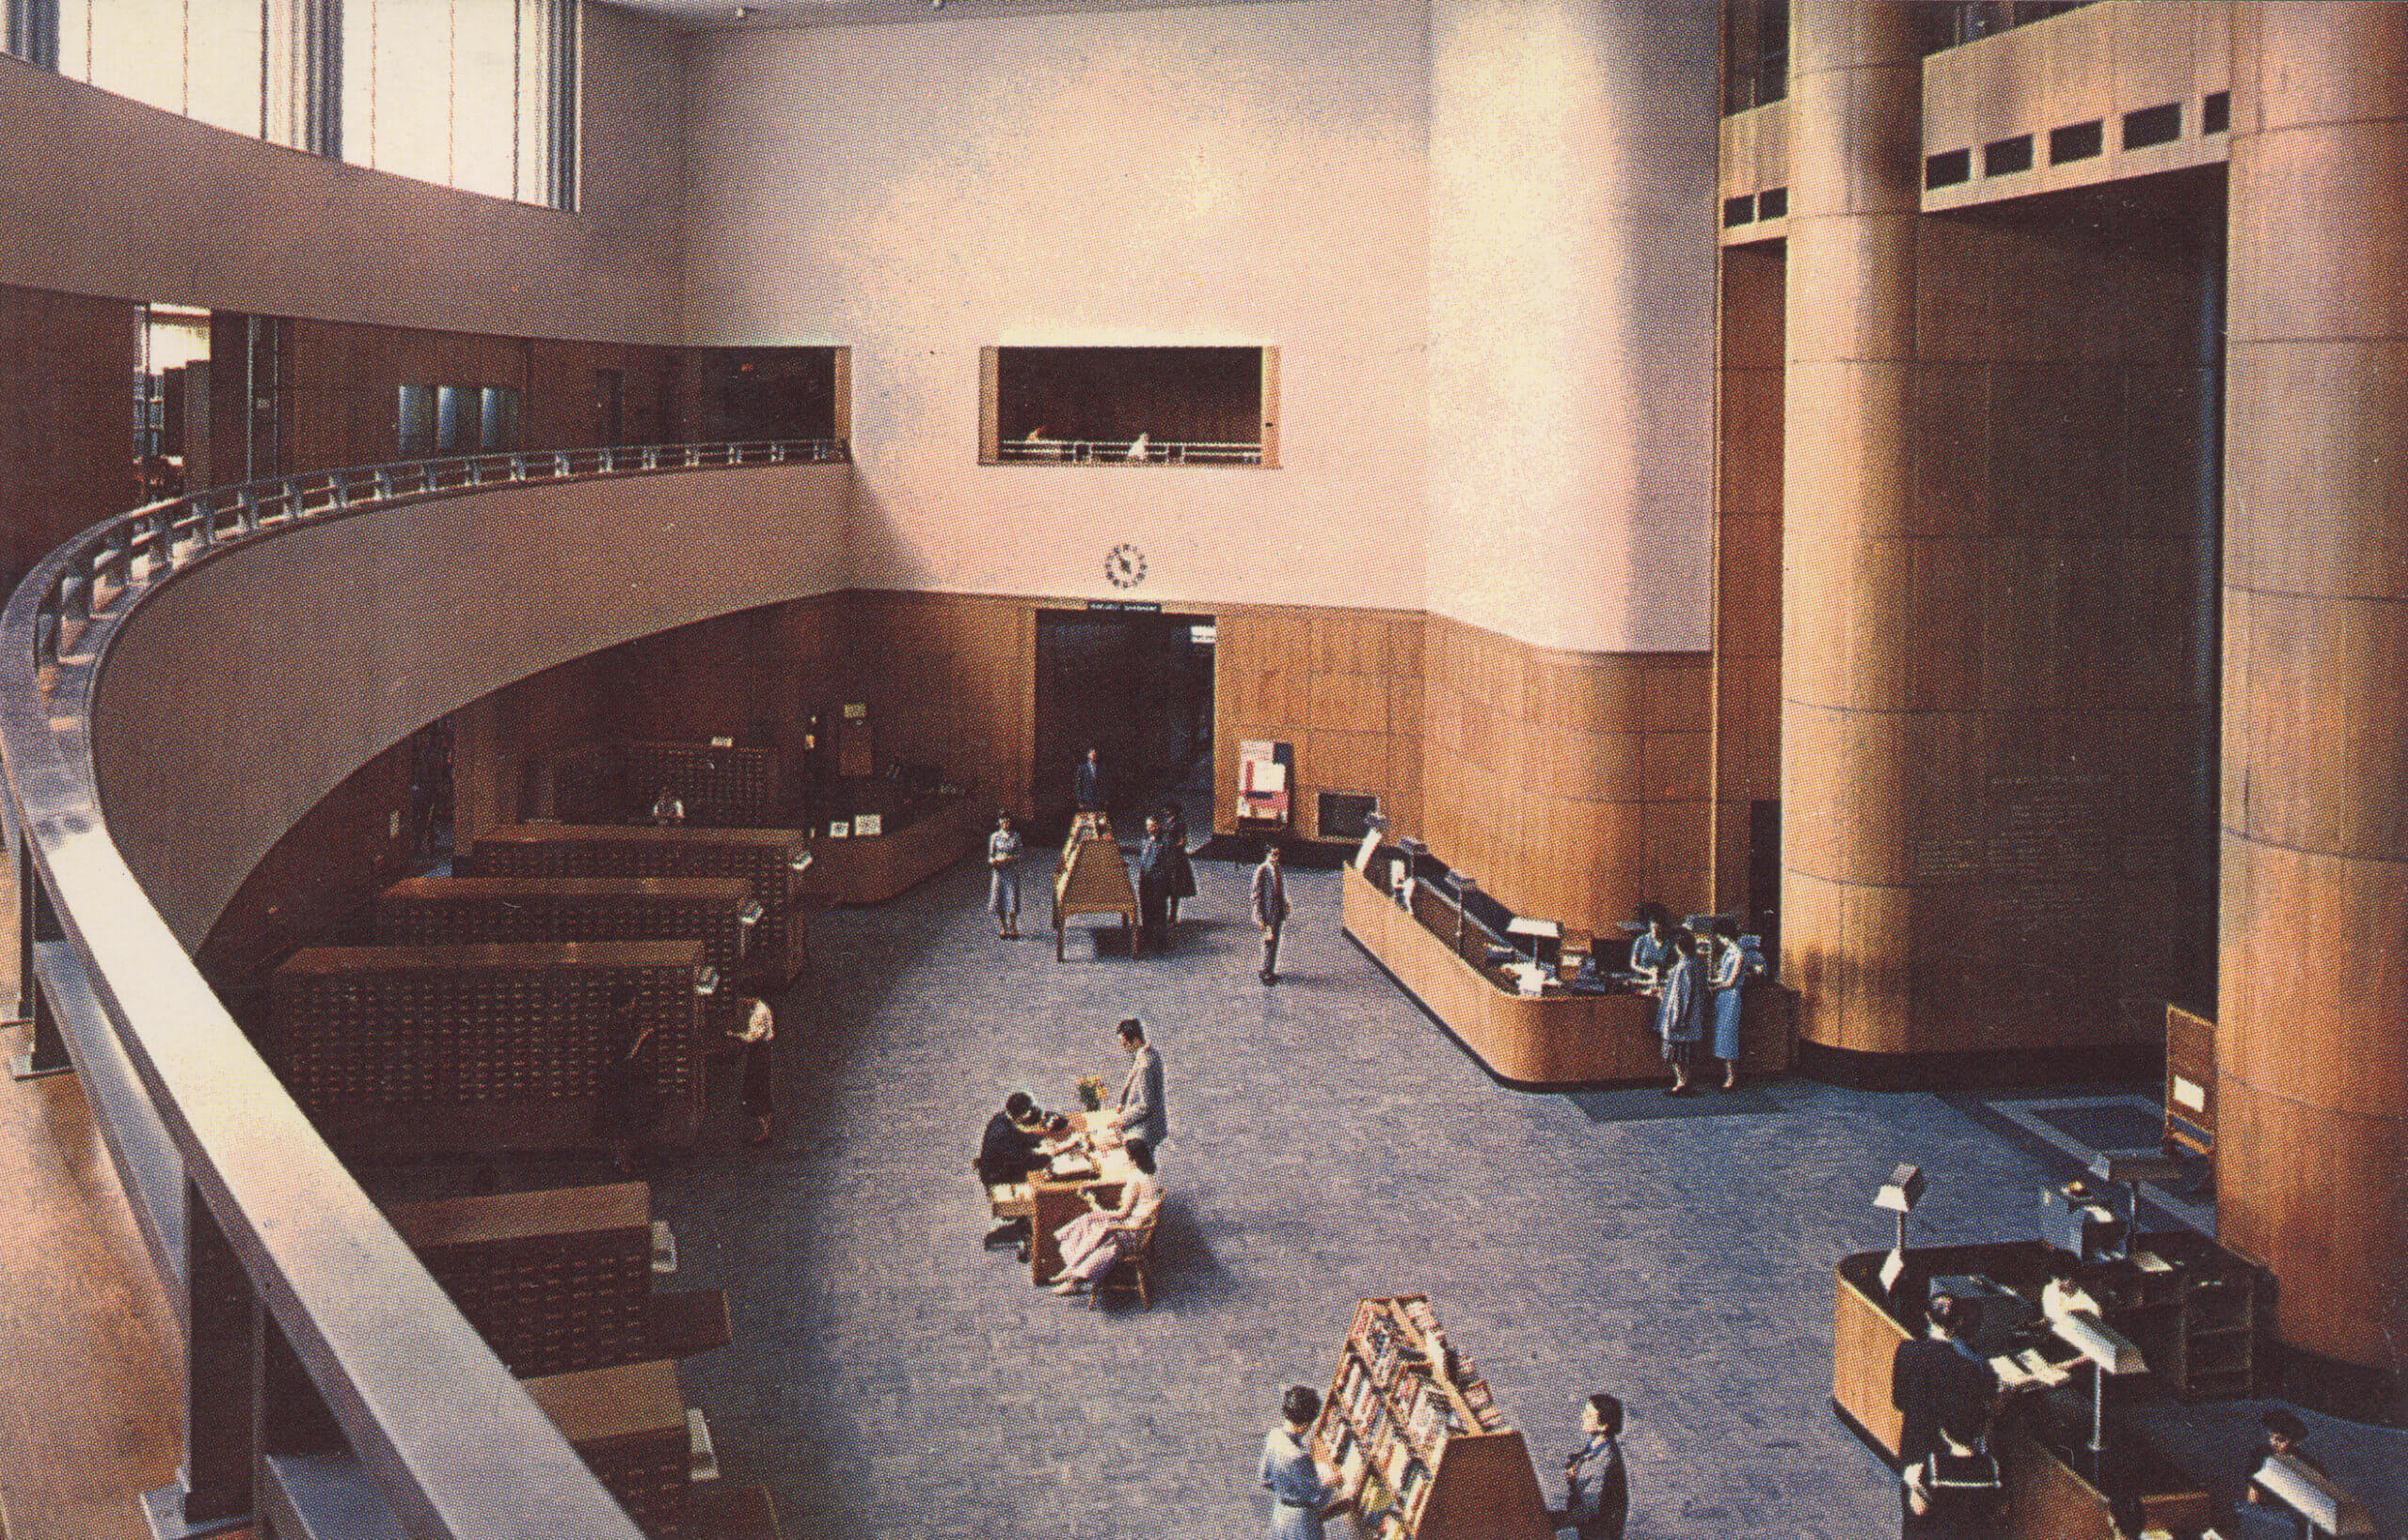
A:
[[993, 437, 1262, 466], [0, 440, 843, 1537]]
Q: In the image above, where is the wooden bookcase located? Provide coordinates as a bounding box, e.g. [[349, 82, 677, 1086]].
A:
[[1312, 1296, 1552, 1540]]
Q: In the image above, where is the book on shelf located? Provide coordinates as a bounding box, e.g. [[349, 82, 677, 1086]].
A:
[[1382, 1438, 1413, 1492]]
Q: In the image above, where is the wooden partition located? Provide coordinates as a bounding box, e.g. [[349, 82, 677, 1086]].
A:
[[1342, 864, 1787, 1088], [548, 739, 784, 827], [265, 941, 709, 1153], [467, 825, 813, 988]]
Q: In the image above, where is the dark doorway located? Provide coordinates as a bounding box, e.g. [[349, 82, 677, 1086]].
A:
[[1034, 610, 1213, 834]]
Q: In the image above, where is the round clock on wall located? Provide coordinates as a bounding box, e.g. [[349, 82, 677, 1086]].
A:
[[1105, 543, 1147, 588]]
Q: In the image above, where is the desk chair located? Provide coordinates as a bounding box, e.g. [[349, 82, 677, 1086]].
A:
[[976, 1164, 1037, 1251], [1088, 1199, 1163, 1310]]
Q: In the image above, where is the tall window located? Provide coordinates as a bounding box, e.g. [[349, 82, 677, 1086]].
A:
[[341, 0, 576, 207], [30, 0, 574, 208], [5, 0, 59, 70]]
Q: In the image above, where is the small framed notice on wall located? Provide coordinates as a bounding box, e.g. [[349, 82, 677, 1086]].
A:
[[829, 821, 851, 839], [852, 813, 883, 837], [843, 703, 867, 719]]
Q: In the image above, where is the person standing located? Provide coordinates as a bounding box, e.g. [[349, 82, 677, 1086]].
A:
[[1073, 746, 1108, 815], [1137, 814, 1174, 953], [1627, 903, 1675, 981], [1251, 842, 1290, 986], [1890, 1294, 1998, 1476], [1706, 919, 1763, 1091], [1656, 929, 1704, 1095], [1160, 801, 1196, 926], [1259, 1385, 1346, 1540], [730, 993, 776, 1147], [1112, 1017, 1167, 1150], [987, 811, 1023, 939], [1552, 1392, 1628, 1540]]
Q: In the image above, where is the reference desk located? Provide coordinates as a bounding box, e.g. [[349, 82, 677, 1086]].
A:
[[1834, 1241, 2237, 1539], [1341, 865, 1788, 1088]]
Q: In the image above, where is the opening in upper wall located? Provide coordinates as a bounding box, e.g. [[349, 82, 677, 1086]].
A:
[[982, 346, 1276, 468], [694, 348, 849, 446]]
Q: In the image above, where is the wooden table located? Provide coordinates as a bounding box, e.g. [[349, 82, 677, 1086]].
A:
[[1026, 1122, 1134, 1284], [1053, 826, 1139, 961]]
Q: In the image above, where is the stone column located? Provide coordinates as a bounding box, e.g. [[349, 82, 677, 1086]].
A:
[[2220, 2, 2408, 1376]]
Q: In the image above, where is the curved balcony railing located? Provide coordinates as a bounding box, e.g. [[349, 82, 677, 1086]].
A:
[[0, 440, 843, 1538]]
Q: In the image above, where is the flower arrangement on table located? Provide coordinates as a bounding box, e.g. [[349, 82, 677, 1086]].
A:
[[1075, 1075, 1109, 1112]]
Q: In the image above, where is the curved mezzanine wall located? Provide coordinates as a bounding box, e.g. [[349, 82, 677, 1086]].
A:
[[92, 463, 850, 948]]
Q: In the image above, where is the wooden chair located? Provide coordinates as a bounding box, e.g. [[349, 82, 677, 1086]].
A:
[[1088, 1200, 1163, 1310], [976, 1162, 1036, 1249]]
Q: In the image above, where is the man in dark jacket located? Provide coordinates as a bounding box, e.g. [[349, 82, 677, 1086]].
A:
[[976, 1091, 1046, 1249], [1891, 1294, 1998, 1471], [1136, 814, 1175, 952]]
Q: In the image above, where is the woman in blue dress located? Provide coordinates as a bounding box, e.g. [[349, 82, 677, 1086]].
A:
[[1259, 1385, 1345, 1540], [986, 812, 1023, 939], [1656, 929, 1703, 1096], [1706, 919, 1764, 1091]]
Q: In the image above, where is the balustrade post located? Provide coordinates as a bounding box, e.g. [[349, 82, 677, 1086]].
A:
[[143, 1184, 257, 1538], [9, 843, 70, 1080]]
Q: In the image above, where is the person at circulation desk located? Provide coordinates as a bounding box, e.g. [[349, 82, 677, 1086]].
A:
[[1049, 1136, 1160, 1296], [1705, 919, 1764, 1092], [1627, 902, 1675, 984], [1259, 1385, 1347, 1540], [1654, 929, 1704, 1096]]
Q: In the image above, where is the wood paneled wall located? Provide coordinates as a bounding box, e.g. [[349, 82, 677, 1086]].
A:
[[1715, 242, 1785, 920], [272, 317, 680, 477], [1214, 605, 1425, 849], [0, 283, 138, 592], [2217, 1, 2408, 1373], [1782, 0, 2222, 1058], [848, 592, 1037, 821], [1421, 616, 1714, 938]]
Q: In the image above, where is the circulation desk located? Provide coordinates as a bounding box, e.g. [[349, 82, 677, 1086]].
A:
[[1341, 864, 1788, 1088]]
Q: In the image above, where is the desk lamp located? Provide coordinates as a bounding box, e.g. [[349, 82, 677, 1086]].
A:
[[1873, 1165, 1925, 1292], [694, 965, 721, 997], [2052, 1310, 2147, 1453], [2087, 1152, 2190, 1260], [2255, 1452, 2376, 1537]]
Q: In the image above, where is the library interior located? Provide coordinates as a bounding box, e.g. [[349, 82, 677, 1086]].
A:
[[0, 2, 2403, 1537]]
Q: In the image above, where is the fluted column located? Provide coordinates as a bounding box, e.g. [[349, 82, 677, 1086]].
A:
[[1779, 2, 1926, 1055], [2221, 3, 2408, 1373]]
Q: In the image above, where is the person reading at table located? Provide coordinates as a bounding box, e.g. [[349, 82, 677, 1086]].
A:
[[1051, 1137, 1160, 1295]]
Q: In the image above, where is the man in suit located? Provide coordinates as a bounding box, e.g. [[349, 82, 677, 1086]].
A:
[[1136, 813, 1175, 952], [1891, 1294, 1998, 1474], [1552, 1392, 1628, 1540], [1251, 841, 1290, 985], [1072, 746, 1107, 815], [1112, 1018, 1167, 1151]]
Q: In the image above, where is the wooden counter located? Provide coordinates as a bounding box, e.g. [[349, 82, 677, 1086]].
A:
[[1341, 865, 1789, 1088], [801, 794, 974, 905], [1834, 1242, 2224, 1540]]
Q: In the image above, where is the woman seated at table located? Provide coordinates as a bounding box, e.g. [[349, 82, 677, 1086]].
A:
[[1051, 1137, 1161, 1295]]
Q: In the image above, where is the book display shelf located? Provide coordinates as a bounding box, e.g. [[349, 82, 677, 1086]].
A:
[[1312, 1296, 1552, 1540]]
